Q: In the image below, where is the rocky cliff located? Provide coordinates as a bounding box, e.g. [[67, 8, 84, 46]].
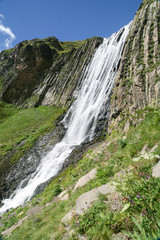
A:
[[0, 0, 159, 201], [0, 0, 160, 239], [0, 36, 102, 108], [110, 0, 160, 129], [0, 36, 103, 200]]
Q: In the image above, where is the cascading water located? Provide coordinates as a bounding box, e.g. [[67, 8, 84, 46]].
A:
[[0, 23, 130, 214]]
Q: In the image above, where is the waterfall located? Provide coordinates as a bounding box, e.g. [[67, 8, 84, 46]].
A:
[[0, 23, 130, 214]]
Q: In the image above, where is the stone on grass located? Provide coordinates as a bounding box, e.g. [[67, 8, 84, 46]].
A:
[[152, 160, 160, 178], [61, 183, 122, 224], [61, 193, 69, 201], [111, 232, 129, 240], [59, 190, 67, 199], [75, 183, 116, 215], [73, 168, 97, 192], [61, 210, 74, 223], [59, 190, 69, 201]]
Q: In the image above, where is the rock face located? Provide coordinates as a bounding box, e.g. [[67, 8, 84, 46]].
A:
[[0, 0, 160, 209], [109, 0, 160, 127], [0, 37, 103, 108]]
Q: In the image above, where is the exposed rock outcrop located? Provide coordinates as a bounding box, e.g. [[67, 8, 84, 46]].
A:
[[109, 0, 160, 128], [73, 168, 97, 192], [0, 37, 103, 108]]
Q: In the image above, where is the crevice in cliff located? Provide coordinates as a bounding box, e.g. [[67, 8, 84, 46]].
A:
[[109, 0, 160, 133]]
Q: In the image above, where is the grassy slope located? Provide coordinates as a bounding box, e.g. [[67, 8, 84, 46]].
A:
[[0, 101, 64, 165], [1, 107, 160, 239], [18, 38, 86, 55], [58, 40, 86, 54]]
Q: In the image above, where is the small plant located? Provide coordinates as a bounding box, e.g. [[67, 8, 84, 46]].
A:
[[118, 139, 127, 148], [124, 217, 160, 240], [96, 164, 114, 184], [73, 201, 114, 239], [73, 200, 132, 240], [119, 158, 160, 239], [52, 185, 62, 197]]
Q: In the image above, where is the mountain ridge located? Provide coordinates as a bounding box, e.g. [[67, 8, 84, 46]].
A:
[[0, 0, 160, 239]]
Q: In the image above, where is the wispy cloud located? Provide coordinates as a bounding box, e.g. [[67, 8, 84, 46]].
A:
[[0, 13, 16, 50], [0, 14, 4, 19]]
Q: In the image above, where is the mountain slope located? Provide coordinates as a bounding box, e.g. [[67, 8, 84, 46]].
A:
[[0, 37, 102, 108], [0, 37, 102, 201], [0, 0, 160, 239]]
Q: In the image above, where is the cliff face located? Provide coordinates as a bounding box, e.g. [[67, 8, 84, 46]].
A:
[[0, 36, 103, 200], [110, 0, 160, 129], [0, 37, 102, 108], [1, 1, 160, 238]]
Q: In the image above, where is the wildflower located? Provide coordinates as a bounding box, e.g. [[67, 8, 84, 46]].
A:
[[129, 199, 134, 206], [146, 173, 150, 179], [137, 195, 141, 198], [141, 209, 148, 216]]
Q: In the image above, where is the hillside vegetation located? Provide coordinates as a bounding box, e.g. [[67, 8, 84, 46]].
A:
[[0, 101, 64, 175], [0, 107, 160, 239], [0, 0, 160, 239]]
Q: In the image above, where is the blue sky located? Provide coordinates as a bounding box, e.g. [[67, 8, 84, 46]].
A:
[[0, 0, 142, 51]]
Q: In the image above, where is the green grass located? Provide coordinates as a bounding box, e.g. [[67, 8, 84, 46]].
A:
[[58, 40, 86, 54], [0, 101, 18, 123], [1, 108, 160, 240], [14, 38, 86, 56], [0, 101, 64, 164]]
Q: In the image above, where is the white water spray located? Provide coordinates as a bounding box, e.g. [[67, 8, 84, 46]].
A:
[[0, 23, 130, 213]]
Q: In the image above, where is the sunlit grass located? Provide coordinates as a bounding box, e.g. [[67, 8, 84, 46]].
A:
[[0, 101, 64, 164]]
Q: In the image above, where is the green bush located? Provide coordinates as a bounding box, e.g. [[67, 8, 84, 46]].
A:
[[52, 185, 62, 197]]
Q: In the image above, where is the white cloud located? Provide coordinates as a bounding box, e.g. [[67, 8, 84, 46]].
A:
[[0, 14, 4, 19], [0, 13, 16, 50]]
